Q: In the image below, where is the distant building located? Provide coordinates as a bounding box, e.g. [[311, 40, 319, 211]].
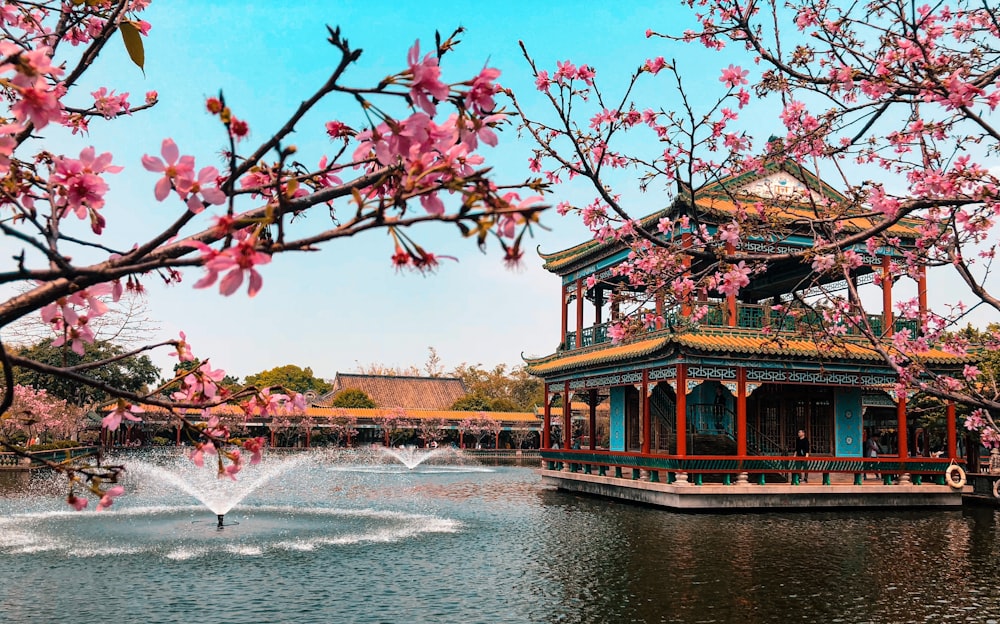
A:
[[316, 373, 468, 410], [105, 373, 541, 450]]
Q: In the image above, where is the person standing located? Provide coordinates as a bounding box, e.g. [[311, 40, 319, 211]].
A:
[[865, 433, 881, 480], [795, 429, 811, 483]]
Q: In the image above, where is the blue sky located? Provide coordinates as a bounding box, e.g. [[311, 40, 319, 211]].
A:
[[33, 1, 695, 380], [6, 1, 996, 381]]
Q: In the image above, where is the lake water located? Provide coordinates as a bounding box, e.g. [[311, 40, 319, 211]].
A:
[[1, 450, 998, 624]]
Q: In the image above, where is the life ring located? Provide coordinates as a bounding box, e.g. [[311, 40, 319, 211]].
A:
[[993, 479, 1000, 499], [945, 465, 966, 489]]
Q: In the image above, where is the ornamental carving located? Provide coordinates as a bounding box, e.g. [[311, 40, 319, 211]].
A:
[[648, 367, 676, 380], [687, 366, 737, 380]]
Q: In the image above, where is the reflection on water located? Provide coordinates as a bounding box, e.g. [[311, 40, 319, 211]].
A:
[[1, 462, 999, 624]]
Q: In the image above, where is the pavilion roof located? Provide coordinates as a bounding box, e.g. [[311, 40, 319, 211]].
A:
[[524, 328, 969, 376], [538, 160, 923, 274], [316, 373, 468, 410]]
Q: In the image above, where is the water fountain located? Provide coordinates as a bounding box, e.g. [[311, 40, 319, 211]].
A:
[[126, 452, 311, 529], [376, 444, 456, 470]]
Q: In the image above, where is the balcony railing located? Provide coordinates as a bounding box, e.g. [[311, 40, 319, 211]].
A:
[[563, 302, 920, 351]]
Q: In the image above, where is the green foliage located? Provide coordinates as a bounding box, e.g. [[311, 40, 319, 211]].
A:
[[451, 393, 494, 411], [451, 363, 542, 411], [451, 392, 519, 412], [330, 388, 376, 408], [14, 340, 159, 406], [244, 364, 332, 395], [119, 20, 145, 71]]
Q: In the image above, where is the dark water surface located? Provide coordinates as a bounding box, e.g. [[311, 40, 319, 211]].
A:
[[1, 455, 999, 624]]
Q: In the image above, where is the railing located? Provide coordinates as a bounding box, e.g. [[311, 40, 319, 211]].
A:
[[688, 402, 733, 435], [0, 446, 98, 469], [746, 423, 786, 456], [563, 302, 921, 350], [539, 449, 958, 486], [564, 322, 610, 349]]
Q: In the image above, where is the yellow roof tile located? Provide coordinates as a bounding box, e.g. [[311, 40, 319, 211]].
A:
[[526, 329, 968, 376]]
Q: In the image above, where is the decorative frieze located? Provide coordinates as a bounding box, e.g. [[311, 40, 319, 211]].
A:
[[686, 366, 737, 380], [746, 368, 896, 387], [648, 367, 676, 380], [568, 371, 644, 389]]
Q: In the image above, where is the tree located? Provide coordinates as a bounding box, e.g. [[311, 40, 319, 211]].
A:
[[244, 365, 332, 395], [327, 410, 359, 447], [0, 1, 547, 507], [510, 428, 536, 450], [458, 412, 501, 449], [13, 340, 159, 407], [374, 408, 413, 446], [451, 393, 495, 412], [511, 0, 1000, 443], [330, 389, 376, 409], [0, 385, 81, 444], [452, 363, 543, 411], [417, 417, 448, 447]]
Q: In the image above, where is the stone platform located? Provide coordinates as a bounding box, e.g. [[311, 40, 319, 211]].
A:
[[539, 468, 964, 510]]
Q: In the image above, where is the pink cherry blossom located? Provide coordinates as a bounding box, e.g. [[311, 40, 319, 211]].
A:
[[102, 402, 144, 431], [719, 64, 749, 88], [242, 437, 266, 465], [407, 40, 449, 115], [190, 441, 215, 467], [10, 77, 64, 129], [178, 166, 226, 214], [51, 146, 122, 225], [141, 138, 195, 201], [67, 494, 88, 511], [91, 87, 131, 119], [96, 485, 125, 511], [189, 235, 272, 297]]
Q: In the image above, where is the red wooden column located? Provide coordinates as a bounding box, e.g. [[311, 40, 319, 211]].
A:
[[736, 367, 747, 457], [542, 385, 551, 449], [641, 370, 651, 455], [947, 401, 957, 460], [655, 293, 664, 329], [676, 364, 688, 456], [882, 256, 894, 336], [897, 393, 908, 458], [563, 381, 572, 449], [560, 287, 568, 348], [575, 279, 584, 348], [588, 389, 597, 451]]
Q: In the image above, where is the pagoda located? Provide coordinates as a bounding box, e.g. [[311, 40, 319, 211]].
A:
[[525, 162, 970, 509]]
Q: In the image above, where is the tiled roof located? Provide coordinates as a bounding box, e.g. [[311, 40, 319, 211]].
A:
[[538, 161, 922, 274], [525, 337, 672, 374], [525, 329, 968, 375], [317, 374, 468, 410], [692, 195, 921, 237]]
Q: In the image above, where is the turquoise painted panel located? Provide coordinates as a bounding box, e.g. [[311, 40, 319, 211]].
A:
[[609, 386, 626, 451], [835, 388, 863, 457]]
